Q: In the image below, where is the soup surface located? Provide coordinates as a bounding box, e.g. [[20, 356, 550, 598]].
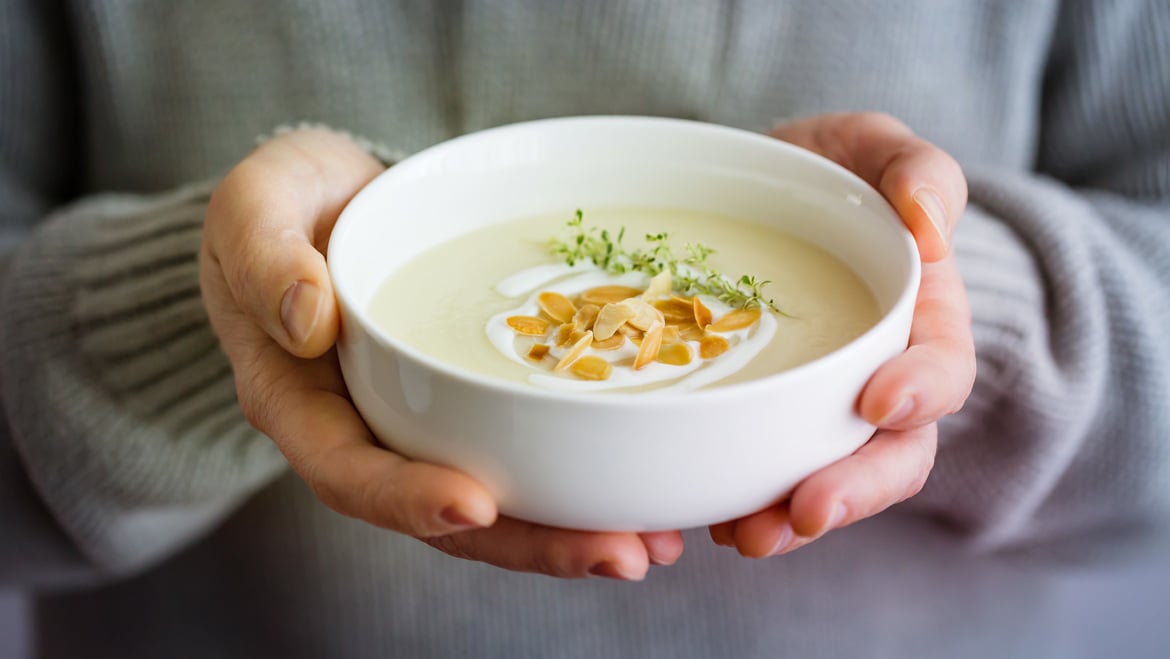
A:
[[368, 208, 880, 392]]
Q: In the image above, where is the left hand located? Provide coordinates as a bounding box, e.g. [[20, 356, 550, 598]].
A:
[[709, 112, 976, 557]]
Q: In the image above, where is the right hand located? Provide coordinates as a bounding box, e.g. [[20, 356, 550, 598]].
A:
[[200, 128, 682, 580]]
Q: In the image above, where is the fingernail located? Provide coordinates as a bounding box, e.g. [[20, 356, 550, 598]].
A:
[[766, 524, 794, 557], [876, 396, 915, 427], [280, 281, 322, 348], [589, 561, 639, 581], [439, 505, 489, 531], [827, 503, 849, 530], [913, 188, 949, 248]]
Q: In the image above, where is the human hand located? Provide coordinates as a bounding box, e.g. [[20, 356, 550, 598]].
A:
[[200, 128, 681, 580], [710, 113, 976, 557]]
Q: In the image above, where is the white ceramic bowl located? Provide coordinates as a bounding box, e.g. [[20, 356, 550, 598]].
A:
[[328, 116, 919, 531]]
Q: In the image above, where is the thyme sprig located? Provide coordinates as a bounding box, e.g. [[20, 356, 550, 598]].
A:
[[549, 210, 782, 313]]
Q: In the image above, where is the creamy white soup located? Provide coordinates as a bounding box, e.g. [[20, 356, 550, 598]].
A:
[[368, 208, 880, 393]]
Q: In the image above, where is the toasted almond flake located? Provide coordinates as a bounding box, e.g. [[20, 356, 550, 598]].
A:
[[662, 325, 682, 344], [708, 308, 762, 332], [591, 333, 625, 350], [507, 315, 551, 336], [657, 342, 692, 366], [572, 303, 601, 332], [653, 298, 694, 324], [537, 291, 577, 324], [554, 330, 594, 371], [677, 323, 706, 342], [699, 335, 730, 359], [619, 298, 665, 331], [617, 324, 644, 340], [692, 297, 713, 329], [527, 343, 551, 360], [641, 271, 672, 300], [569, 355, 613, 381], [579, 285, 644, 306], [593, 303, 637, 340], [633, 322, 664, 370], [554, 323, 577, 347]]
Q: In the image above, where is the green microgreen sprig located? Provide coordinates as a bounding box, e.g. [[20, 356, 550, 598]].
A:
[[549, 210, 783, 313]]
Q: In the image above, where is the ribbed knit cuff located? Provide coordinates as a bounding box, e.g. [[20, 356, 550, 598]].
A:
[[259, 121, 408, 167], [0, 181, 286, 575], [918, 169, 1143, 554]]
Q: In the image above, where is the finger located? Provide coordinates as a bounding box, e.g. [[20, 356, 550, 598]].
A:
[[859, 256, 975, 428], [787, 425, 938, 538], [203, 130, 383, 358], [731, 504, 794, 558], [424, 517, 651, 580], [231, 325, 498, 537], [708, 521, 737, 548], [639, 530, 685, 566], [770, 112, 967, 262]]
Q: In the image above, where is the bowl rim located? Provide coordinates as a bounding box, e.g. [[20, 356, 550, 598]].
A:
[[328, 115, 921, 407]]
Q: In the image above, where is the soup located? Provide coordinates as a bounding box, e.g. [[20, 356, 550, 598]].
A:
[[368, 208, 880, 393]]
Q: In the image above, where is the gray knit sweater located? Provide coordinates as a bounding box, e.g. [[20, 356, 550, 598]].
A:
[[1, 1, 1169, 658]]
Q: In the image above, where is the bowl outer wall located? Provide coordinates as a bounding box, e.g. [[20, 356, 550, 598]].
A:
[[328, 116, 919, 531]]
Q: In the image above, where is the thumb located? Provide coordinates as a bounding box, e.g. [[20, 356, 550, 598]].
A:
[[203, 129, 384, 357], [770, 112, 967, 263]]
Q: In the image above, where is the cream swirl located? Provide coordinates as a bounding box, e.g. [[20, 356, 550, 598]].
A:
[[485, 265, 776, 393]]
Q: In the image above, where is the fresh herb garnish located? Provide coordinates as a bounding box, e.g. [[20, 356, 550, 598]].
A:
[[550, 210, 783, 313]]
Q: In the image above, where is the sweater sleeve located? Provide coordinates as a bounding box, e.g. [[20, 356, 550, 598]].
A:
[[914, 0, 1170, 555], [0, 183, 290, 583], [0, 0, 288, 586]]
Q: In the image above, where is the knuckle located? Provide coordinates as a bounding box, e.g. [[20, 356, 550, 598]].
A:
[[533, 538, 582, 578], [234, 360, 278, 431], [229, 245, 266, 300], [305, 463, 347, 516], [902, 435, 937, 501], [852, 111, 909, 135], [357, 474, 425, 536], [423, 535, 476, 562]]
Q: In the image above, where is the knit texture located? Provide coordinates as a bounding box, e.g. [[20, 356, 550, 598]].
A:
[[0, 183, 287, 575], [1, 1, 1168, 657]]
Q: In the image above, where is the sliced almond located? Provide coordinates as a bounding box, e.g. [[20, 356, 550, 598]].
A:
[[619, 298, 665, 331], [617, 324, 644, 340], [656, 342, 692, 366], [554, 323, 577, 347], [633, 321, 664, 370], [579, 285, 644, 306], [677, 323, 706, 342], [653, 298, 694, 324], [527, 343, 551, 360], [708, 308, 762, 333], [572, 303, 601, 332], [591, 333, 625, 351], [537, 291, 577, 324], [699, 335, 730, 359], [507, 315, 551, 336], [554, 330, 594, 371], [692, 297, 713, 330], [593, 303, 636, 340], [661, 325, 682, 344], [641, 271, 672, 300], [569, 355, 613, 381]]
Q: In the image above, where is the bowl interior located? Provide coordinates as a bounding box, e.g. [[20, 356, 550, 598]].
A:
[[330, 116, 918, 365]]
